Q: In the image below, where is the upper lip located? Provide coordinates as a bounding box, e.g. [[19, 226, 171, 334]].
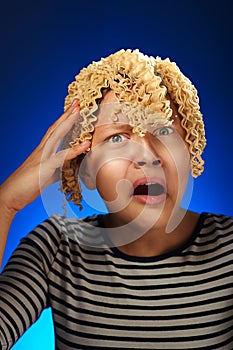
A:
[[132, 176, 167, 192]]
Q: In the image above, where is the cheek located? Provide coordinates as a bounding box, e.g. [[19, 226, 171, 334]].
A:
[[170, 143, 190, 172], [158, 136, 190, 191], [159, 133, 190, 169], [95, 160, 129, 201]]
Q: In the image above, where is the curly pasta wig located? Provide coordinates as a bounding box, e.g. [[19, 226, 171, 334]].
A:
[[61, 49, 206, 208]]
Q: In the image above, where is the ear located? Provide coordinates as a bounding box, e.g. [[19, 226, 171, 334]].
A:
[[79, 160, 96, 190], [81, 172, 96, 190]]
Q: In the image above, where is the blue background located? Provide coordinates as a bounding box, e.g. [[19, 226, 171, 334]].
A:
[[1, 0, 233, 348]]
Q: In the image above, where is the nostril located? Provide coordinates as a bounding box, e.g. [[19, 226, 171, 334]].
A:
[[137, 161, 146, 166], [152, 160, 160, 166]]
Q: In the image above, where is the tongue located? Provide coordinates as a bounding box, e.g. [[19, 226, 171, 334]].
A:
[[134, 183, 165, 196]]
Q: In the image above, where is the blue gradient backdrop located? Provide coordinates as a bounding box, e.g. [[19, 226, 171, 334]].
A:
[[1, 0, 233, 348]]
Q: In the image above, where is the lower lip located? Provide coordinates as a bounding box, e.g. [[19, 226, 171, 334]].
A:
[[132, 193, 167, 205]]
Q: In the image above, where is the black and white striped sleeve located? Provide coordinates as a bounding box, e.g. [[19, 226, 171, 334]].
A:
[[0, 217, 61, 350]]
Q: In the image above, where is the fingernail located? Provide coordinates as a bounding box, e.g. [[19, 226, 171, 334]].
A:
[[72, 140, 90, 151], [71, 106, 78, 114], [80, 140, 89, 145], [71, 99, 77, 106]]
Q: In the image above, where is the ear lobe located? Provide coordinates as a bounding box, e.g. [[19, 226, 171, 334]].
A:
[[81, 172, 96, 190], [79, 160, 96, 190]]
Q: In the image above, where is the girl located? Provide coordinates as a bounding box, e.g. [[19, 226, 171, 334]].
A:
[[1, 49, 233, 349]]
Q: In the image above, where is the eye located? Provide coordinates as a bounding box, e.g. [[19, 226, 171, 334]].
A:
[[107, 134, 127, 143], [154, 126, 174, 136]]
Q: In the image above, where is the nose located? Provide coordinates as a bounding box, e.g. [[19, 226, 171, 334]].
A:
[[133, 135, 162, 168], [137, 160, 161, 167]]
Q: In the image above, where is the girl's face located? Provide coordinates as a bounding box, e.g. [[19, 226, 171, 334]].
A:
[[80, 91, 190, 229]]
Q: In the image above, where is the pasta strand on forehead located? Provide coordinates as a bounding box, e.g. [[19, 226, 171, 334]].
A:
[[61, 49, 206, 207]]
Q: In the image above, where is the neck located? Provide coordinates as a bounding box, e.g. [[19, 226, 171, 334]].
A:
[[103, 209, 200, 258]]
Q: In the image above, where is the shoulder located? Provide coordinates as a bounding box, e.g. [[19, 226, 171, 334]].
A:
[[201, 212, 233, 232], [27, 213, 100, 242], [198, 212, 233, 246], [20, 214, 101, 260], [184, 212, 233, 260]]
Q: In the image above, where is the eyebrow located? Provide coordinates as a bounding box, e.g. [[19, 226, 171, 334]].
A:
[[95, 123, 133, 133]]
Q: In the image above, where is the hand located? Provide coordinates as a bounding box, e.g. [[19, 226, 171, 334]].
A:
[[0, 100, 91, 213]]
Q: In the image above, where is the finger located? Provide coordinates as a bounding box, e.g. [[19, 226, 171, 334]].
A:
[[41, 109, 81, 160], [51, 100, 80, 131], [51, 110, 81, 142], [40, 100, 80, 146], [48, 140, 91, 169], [39, 141, 87, 189]]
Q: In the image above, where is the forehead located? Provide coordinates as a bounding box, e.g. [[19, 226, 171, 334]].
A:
[[94, 90, 183, 132], [94, 91, 125, 126]]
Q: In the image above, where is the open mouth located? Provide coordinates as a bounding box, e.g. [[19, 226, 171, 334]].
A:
[[132, 177, 167, 205], [133, 183, 166, 196]]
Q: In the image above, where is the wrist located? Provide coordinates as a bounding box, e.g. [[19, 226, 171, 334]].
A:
[[0, 185, 18, 219]]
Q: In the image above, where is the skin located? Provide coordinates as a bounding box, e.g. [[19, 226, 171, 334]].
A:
[[0, 100, 91, 268], [83, 91, 200, 257]]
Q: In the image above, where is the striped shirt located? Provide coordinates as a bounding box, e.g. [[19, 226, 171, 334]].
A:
[[1, 212, 233, 349]]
